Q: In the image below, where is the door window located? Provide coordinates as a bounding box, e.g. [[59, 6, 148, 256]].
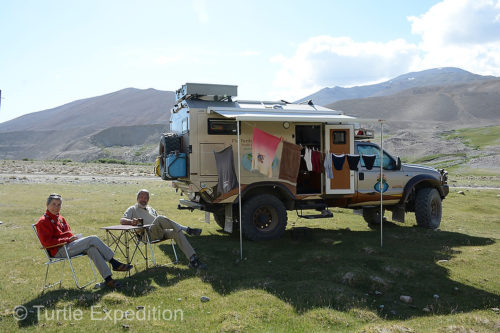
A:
[[357, 144, 396, 170]]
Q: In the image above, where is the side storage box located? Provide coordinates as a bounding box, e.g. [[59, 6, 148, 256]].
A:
[[166, 153, 187, 178]]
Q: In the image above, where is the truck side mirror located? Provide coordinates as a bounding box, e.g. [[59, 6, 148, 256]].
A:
[[396, 157, 402, 170]]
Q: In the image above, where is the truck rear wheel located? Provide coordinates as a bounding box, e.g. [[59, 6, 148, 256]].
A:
[[415, 188, 442, 229], [213, 212, 225, 229], [242, 194, 287, 240]]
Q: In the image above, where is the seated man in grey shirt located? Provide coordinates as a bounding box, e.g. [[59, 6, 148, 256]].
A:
[[120, 189, 206, 269]]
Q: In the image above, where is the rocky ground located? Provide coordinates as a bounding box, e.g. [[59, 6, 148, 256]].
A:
[[0, 160, 158, 184]]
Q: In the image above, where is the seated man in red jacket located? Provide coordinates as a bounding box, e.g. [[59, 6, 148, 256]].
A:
[[36, 193, 132, 288]]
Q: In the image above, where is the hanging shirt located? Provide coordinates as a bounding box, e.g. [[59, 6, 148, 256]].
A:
[[304, 147, 313, 171], [311, 150, 321, 173], [362, 154, 376, 170], [324, 152, 334, 179], [252, 127, 281, 177], [214, 146, 239, 194], [347, 154, 361, 171], [333, 154, 346, 171]]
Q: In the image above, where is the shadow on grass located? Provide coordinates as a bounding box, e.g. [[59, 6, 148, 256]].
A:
[[187, 223, 498, 319], [16, 223, 499, 326]]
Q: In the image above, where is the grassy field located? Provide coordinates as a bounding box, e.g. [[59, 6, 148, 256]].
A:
[[442, 126, 500, 150], [0, 181, 499, 332]]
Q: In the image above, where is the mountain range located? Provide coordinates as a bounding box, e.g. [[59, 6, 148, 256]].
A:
[[296, 67, 496, 106], [0, 67, 499, 162]]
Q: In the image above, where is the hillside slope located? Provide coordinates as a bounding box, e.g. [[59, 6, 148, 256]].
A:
[[0, 88, 175, 132], [0, 88, 175, 162], [327, 79, 500, 124]]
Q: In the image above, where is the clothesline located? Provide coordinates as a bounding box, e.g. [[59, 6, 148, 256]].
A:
[[302, 147, 377, 178]]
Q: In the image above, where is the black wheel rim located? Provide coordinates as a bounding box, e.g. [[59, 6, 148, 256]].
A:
[[253, 206, 278, 231]]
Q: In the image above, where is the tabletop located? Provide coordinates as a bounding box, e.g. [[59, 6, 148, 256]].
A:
[[100, 224, 153, 231]]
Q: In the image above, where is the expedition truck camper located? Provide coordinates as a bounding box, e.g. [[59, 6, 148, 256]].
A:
[[157, 83, 449, 241]]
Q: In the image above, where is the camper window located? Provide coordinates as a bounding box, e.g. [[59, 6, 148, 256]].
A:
[[332, 131, 346, 144], [208, 119, 237, 135]]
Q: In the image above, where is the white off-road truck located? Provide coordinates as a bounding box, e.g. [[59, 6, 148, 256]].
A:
[[156, 83, 449, 240]]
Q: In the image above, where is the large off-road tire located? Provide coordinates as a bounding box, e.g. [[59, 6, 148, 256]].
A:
[[213, 212, 225, 229], [159, 133, 181, 156], [415, 188, 442, 229], [363, 207, 386, 227], [159, 133, 181, 180], [241, 194, 287, 240]]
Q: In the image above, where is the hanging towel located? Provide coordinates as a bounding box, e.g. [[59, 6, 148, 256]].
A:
[[319, 152, 325, 173], [304, 147, 313, 171], [279, 141, 302, 182], [214, 146, 239, 194], [361, 154, 376, 170], [347, 154, 360, 171], [252, 127, 282, 177], [324, 152, 333, 179], [332, 154, 346, 171], [311, 150, 321, 173]]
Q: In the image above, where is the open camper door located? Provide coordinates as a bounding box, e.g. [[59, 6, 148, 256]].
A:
[[325, 124, 355, 194]]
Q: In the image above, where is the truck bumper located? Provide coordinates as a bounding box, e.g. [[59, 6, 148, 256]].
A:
[[178, 199, 204, 211], [441, 184, 449, 198]]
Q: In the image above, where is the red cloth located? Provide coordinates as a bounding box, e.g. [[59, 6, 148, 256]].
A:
[[35, 210, 74, 257], [311, 150, 321, 173], [252, 127, 281, 177]]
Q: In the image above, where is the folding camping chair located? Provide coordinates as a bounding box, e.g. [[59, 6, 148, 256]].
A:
[[134, 224, 178, 268], [32, 224, 97, 291]]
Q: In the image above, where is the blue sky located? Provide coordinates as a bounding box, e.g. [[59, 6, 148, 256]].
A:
[[1, 0, 500, 123]]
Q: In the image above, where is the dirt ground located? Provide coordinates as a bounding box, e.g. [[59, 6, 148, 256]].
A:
[[1, 159, 498, 189]]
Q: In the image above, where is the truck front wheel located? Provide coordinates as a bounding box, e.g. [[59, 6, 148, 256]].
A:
[[362, 207, 386, 228], [242, 194, 287, 240], [415, 188, 442, 229]]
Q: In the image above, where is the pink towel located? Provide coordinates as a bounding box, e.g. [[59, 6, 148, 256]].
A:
[[252, 128, 281, 177]]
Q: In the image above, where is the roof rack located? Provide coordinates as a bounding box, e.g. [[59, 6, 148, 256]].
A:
[[175, 83, 237, 103]]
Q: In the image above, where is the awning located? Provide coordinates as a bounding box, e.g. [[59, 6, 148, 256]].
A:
[[208, 107, 357, 123]]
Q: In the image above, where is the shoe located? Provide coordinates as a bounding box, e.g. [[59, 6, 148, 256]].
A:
[[188, 256, 207, 270], [105, 279, 122, 289], [113, 263, 133, 272], [186, 227, 202, 236]]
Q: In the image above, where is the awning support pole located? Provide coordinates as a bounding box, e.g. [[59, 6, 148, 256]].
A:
[[237, 120, 243, 260], [379, 120, 384, 248]]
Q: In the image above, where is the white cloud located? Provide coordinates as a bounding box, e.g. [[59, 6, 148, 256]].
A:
[[270, 36, 419, 101], [408, 0, 500, 76], [271, 0, 500, 101], [192, 0, 209, 24]]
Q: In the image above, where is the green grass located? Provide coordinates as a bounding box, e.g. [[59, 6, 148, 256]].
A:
[[0, 182, 499, 332], [442, 125, 500, 149]]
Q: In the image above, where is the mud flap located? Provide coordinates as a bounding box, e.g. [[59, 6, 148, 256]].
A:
[[224, 204, 233, 233]]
